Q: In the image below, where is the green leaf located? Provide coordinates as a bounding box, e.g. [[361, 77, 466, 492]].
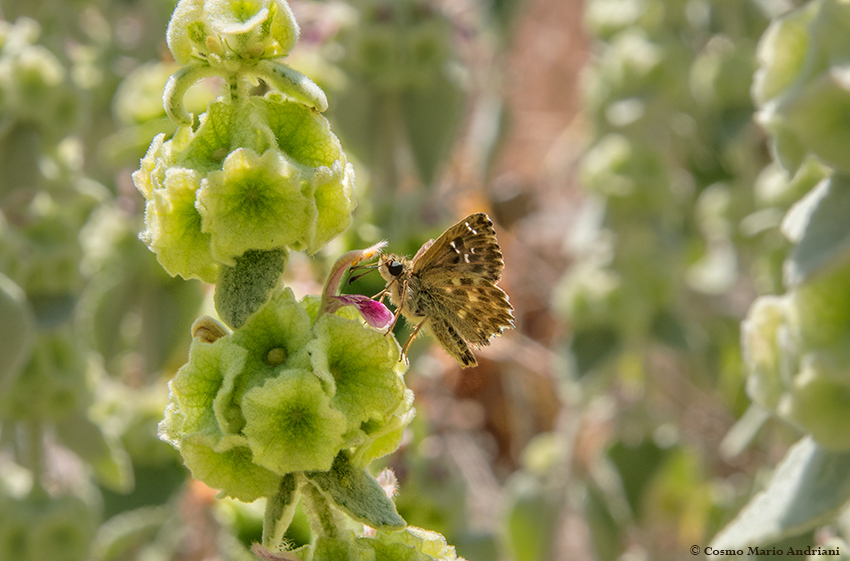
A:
[[583, 482, 621, 561], [710, 437, 850, 551], [29, 293, 77, 329], [306, 452, 406, 530], [783, 174, 850, 287], [313, 536, 375, 561], [257, 96, 341, 167], [400, 72, 464, 185], [91, 506, 170, 561], [163, 64, 222, 126], [215, 248, 287, 328], [179, 101, 235, 173]]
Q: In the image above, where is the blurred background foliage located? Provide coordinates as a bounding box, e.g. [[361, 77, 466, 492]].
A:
[[3, 0, 850, 560]]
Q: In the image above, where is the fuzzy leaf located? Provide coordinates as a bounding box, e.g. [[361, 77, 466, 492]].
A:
[[401, 72, 463, 185], [710, 437, 850, 551], [783, 174, 850, 287], [306, 452, 405, 530], [215, 248, 287, 329]]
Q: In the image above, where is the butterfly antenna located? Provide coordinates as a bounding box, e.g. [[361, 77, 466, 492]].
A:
[[348, 264, 377, 284]]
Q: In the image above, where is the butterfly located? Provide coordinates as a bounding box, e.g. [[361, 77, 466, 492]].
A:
[[375, 212, 514, 368]]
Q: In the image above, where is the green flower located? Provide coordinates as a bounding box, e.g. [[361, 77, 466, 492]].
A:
[[0, 18, 76, 132], [243, 369, 347, 473], [743, 264, 850, 450], [780, 351, 850, 450], [742, 295, 793, 412], [308, 314, 405, 438], [198, 148, 313, 262]]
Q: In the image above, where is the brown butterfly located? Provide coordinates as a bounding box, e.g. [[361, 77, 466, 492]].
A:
[[376, 212, 514, 368]]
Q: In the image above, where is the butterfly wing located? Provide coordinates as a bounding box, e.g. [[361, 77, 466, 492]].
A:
[[411, 213, 514, 347], [428, 316, 478, 368], [422, 283, 513, 346], [412, 213, 504, 282]]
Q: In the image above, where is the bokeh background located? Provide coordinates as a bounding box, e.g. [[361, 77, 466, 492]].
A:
[[3, 0, 848, 560]]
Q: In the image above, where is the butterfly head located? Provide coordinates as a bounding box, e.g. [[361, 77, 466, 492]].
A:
[[378, 254, 409, 283]]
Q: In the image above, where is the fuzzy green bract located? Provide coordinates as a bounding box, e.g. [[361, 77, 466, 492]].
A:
[[158, 288, 411, 502]]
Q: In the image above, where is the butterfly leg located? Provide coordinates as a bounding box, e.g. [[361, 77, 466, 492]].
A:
[[385, 304, 404, 335], [401, 317, 428, 359]]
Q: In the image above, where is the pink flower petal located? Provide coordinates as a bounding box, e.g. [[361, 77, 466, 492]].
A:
[[333, 295, 394, 329]]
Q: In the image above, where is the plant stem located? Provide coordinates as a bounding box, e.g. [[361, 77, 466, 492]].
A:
[[303, 481, 341, 540]]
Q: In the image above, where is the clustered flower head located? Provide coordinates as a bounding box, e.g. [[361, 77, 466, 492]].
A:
[[744, 252, 850, 450], [132, 0, 354, 285], [159, 287, 413, 501]]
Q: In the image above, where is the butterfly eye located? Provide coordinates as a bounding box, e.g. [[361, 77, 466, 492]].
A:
[[387, 261, 404, 277]]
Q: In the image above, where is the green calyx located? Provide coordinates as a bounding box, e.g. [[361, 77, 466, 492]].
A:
[[168, 0, 299, 65], [159, 288, 412, 502]]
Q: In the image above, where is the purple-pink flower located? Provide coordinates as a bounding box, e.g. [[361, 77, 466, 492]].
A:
[[319, 241, 393, 329], [326, 294, 394, 329]]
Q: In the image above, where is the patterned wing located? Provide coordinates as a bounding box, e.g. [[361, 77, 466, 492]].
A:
[[418, 282, 514, 346], [409, 213, 513, 346], [427, 316, 478, 368], [412, 213, 505, 283]]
